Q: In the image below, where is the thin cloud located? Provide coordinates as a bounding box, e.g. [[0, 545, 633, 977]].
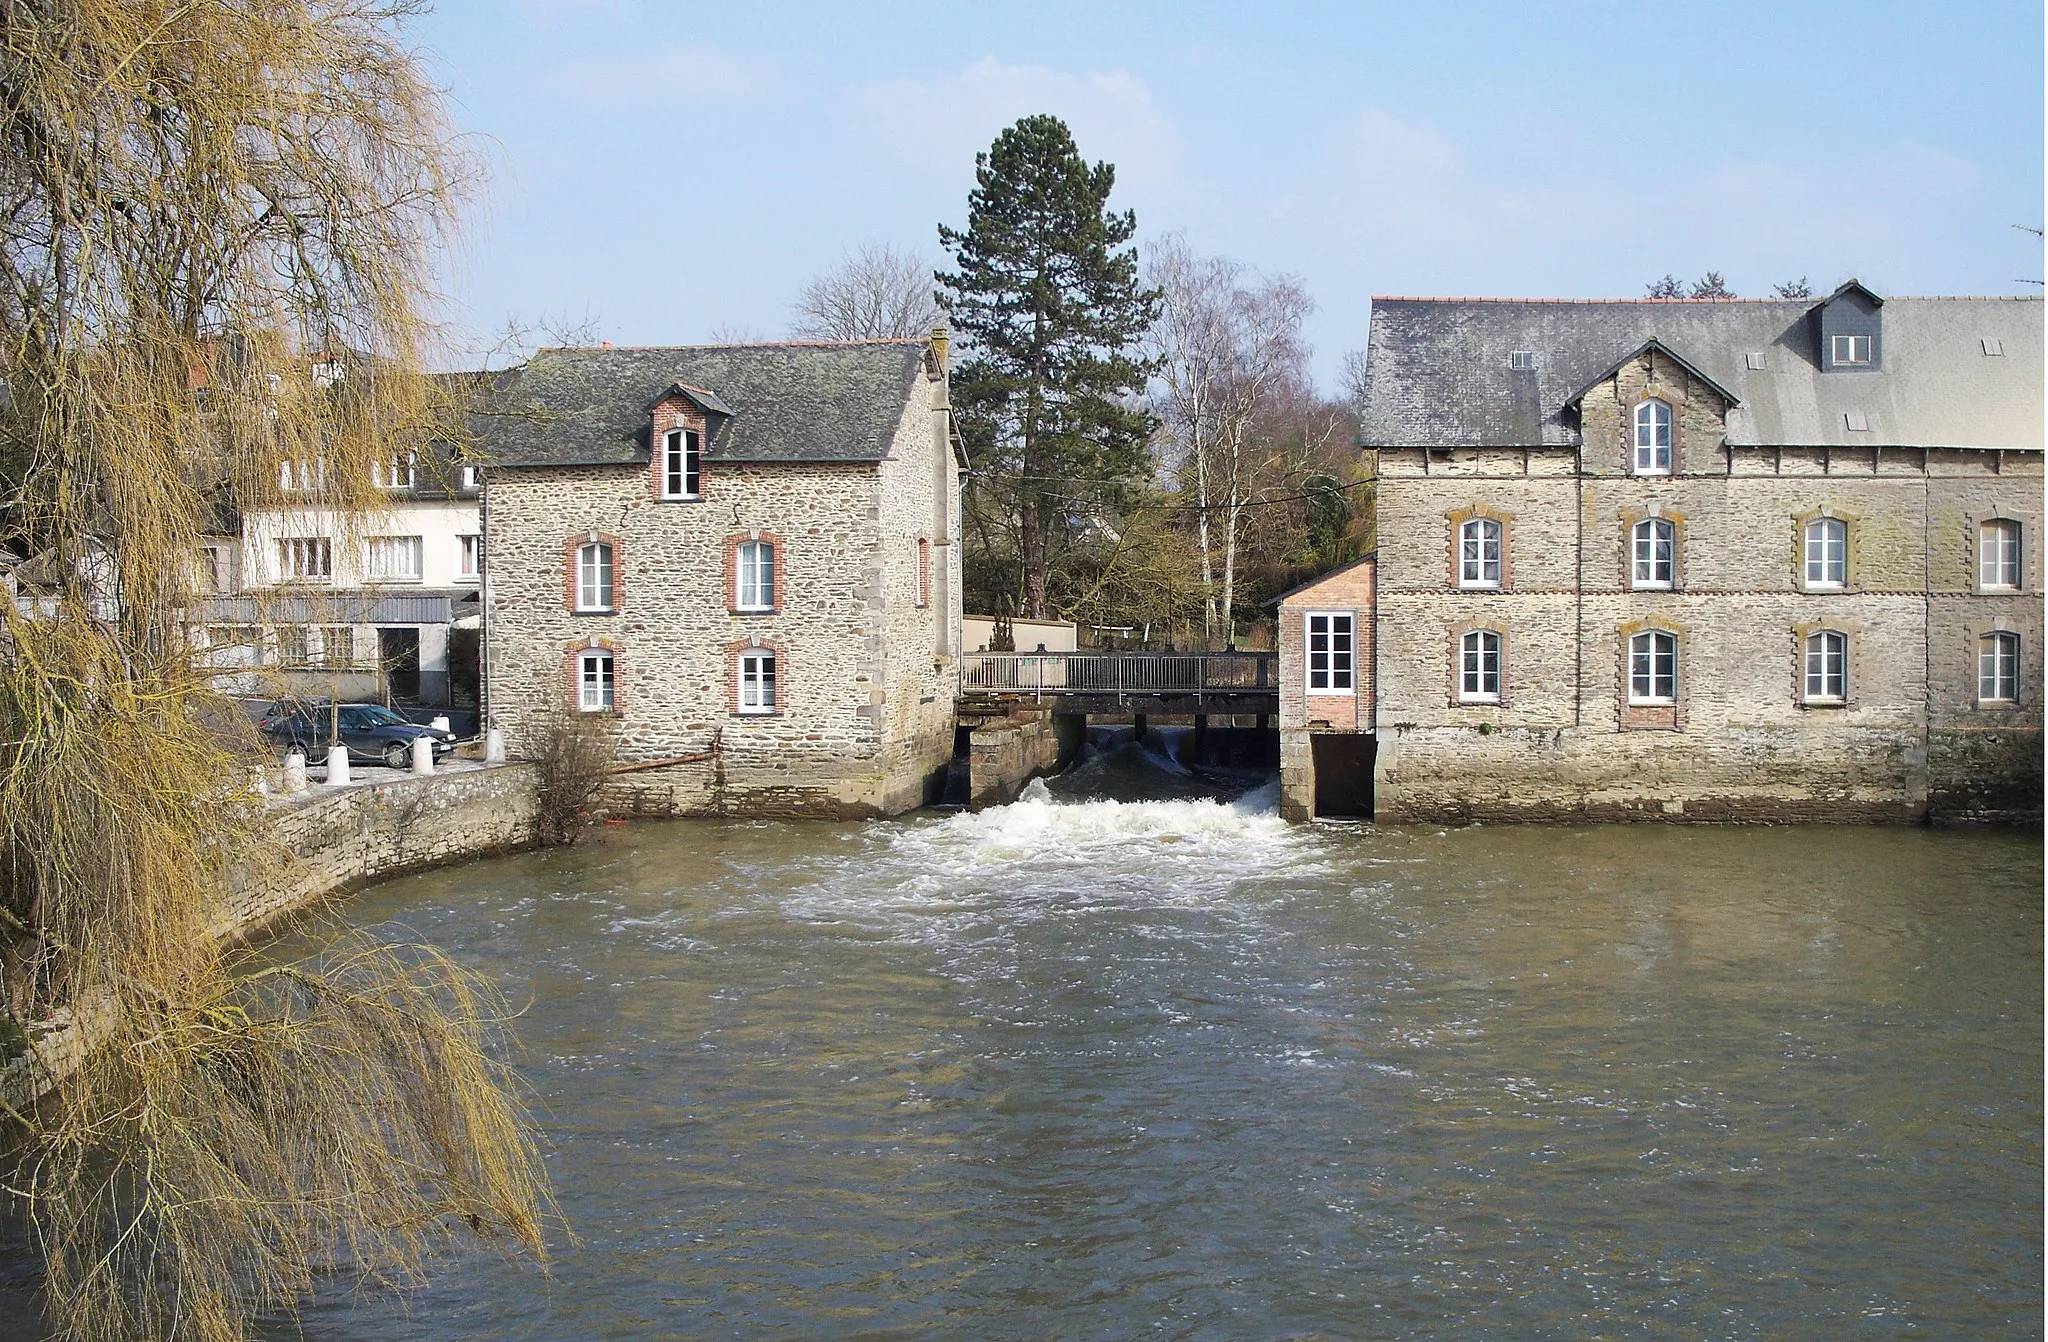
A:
[[540, 41, 777, 108]]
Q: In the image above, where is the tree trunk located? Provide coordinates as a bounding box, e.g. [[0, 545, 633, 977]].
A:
[[1019, 496, 1049, 618]]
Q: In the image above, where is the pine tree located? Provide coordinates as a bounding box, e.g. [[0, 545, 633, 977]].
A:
[[938, 115, 1159, 619]]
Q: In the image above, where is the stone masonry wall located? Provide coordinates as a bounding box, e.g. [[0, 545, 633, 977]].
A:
[[1371, 350, 2043, 823], [218, 763, 540, 941], [485, 366, 961, 819]]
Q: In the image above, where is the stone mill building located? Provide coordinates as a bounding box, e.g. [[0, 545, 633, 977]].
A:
[[1292, 282, 2041, 823], [480, 336, 967, 817]]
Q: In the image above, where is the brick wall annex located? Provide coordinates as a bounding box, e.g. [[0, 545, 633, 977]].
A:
[[1371, 347, 2042, 824], [484, 344, 963, 819]]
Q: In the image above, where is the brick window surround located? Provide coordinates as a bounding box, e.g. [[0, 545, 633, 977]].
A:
[[1445, 504, 1514, 591], [1618, 506, 1685, 591], [728, 638, 787, 716], [1975, 516, 2025, 593], [562, 636, 625, 714], [563, 532, 625, 614], [1791, 622, 1852, 708], [1616, 618, 1686, 730], [648, 395, 709, 501], [726, 531, 783, 613], [1449, 621, 1509, 707], [1791, 507, 1856, 593]]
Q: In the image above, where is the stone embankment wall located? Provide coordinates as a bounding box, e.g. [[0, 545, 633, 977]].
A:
[[967, 709, 1082, 806], [219, 762, 540, 941]]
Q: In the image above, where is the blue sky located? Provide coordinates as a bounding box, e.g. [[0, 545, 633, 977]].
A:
[[412, 0, 2044, 387]]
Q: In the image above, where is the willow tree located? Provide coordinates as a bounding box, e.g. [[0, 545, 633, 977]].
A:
[[0, 5, 549, 1341]]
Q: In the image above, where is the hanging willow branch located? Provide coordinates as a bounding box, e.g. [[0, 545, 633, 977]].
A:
[[0, 4, 551, 1340]]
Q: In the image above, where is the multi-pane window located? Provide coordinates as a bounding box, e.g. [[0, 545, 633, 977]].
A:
[[577, 650, 615, 711], [1458, 518, 1502, 588], [1305, 612, 1354, 693], [1804, 518, 1847, 588], [1832, 334, 1872, 365], [1979, 520, 2021, 590], [1633, 400, 1672, 474], [372, 454, 415, 489], [576, 541, 614, 612], [1628, 630, 1677, 704], [736, 540, 775, 611], [1460, 630, 1501, 702], [459, 464, 480, 492], [317, 626, 353, 668], [458, 534, 482, 581], [661, 428, 702, 500], [278, 458, 326, 492], [277, 537, 331, 582], [1979, 632, 2020, 703], [1804, 630, 1846, 702], [365, 535, 423, 581], [1631, 518, 1674, 589], [278, 626, 314, 667], [738, 650, 777, 714]]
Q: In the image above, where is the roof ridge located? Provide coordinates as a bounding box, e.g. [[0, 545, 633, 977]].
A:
[[539, 337, 928, 354], [1370, 294, 2043, 304]]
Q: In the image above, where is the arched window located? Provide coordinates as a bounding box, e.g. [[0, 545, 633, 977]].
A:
[[1459, 630, 1501, 702], [577, 648, 615, 711], [1458, 518, 1501, 588], [1628, 630, 1677, 704], [738, 648, 778, 714], [576, 540, 614, 612], [660, 427, 701, 500], [1631, 518, 1674, 589], [1633, 400, 1672, 474], [1980, 519, 2022, 590], [1804, 517, 1847, 588], [736, 539, 775, 611], [1979, 631, 2020, 703], [1804, 630, 1846, 702]]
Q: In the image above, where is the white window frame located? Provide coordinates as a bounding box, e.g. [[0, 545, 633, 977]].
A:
[[1832, 333, 1872, 365], [1459, 629, 1501, 703], [372, 454, 415, 490], [279, 458, 326, 493], [1804, 517, 1847, 590], [364, 535, 423, 582], [1979, 519, 2021, 591], [457, 534, 482, 582], [1633, 400, 1672, 475], [1457, 518, 1502, 589], [577, 649, 615, 712], [1979, 631, 2020, 704], [738, 649, 777, 714], [276, 536, 331, 582], [459, 463, 480, 492], [1628, 630, 1678, 705], [1803, 630, 1847, 704], [735, 539, 775, 611], [576, 541, 614, 613], [1631, 518, 1674, 590], [660, 427, 702, 500], [1304, 611, 1355, 695]]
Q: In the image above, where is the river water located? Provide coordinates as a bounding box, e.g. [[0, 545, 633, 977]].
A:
[[8, 742, 2045, 1339]]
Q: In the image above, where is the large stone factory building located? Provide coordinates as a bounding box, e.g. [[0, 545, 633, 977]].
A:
[[480, 337, 966, 818], [1329, 282, 2041, 823]]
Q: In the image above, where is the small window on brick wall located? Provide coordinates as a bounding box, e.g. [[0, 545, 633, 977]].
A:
[[660, 428, 701, 500], [1979, 632, 2020, 704], [1628, 630, 1678, 704], [1804, 518, 1847, 589], [1803, 630, 1847, 704], [1458, 518, 1501, 588], [577, 648, 615, 711], [1459, 630, 1501, 702], [576, 541, 615, 612], [1980, 519, 2022, 591], [738, 649, 777, 714], [735, 539, 775, 611], [1631, 518, 1674, 589]]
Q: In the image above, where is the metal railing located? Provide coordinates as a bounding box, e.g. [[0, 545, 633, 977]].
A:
[[961, 651, 1276, 698]]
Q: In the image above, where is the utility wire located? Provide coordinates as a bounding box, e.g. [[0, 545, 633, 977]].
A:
[[970, 474, 1374, 517]]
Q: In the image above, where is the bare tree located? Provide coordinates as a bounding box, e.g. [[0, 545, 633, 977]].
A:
[[790, 241, 944, 340], [1772, 277, 1813, 298], [1146, 236, 1313, 646]]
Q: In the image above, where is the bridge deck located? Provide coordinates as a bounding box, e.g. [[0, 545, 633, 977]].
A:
[[959, 652, 1278, 713]]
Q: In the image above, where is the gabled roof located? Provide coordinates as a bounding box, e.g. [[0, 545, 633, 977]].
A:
[[1359, 294, 2042, 450], [1265, 552, 1378, 607], [1562, 337, 1742, 412], [1827, 278, 1883, 307], [645, 381, 736, 418], [475, 340, 933, 468]]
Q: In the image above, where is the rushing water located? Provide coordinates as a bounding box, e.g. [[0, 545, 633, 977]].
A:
[[3, 740, 2042, 1339]]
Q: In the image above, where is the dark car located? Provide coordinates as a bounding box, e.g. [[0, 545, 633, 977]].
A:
[[259, 700, 457, 770]]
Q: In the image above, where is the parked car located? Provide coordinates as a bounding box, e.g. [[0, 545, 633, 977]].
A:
[[258, 700, 458, 770]]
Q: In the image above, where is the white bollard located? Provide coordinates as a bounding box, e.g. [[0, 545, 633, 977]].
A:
[[283, 750, 308, 794], [430, 715, 450, 733], [412, 734, 435, 775], [326, 743, 351, 787], [484, 728, 505, 764]]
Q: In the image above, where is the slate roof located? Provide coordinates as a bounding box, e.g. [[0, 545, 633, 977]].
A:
[[1359, 294, 2043, 451], [474, 340, 931, 468]]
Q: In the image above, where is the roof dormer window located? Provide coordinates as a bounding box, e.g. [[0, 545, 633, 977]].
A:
[[1831, 334, 1871, 366]]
